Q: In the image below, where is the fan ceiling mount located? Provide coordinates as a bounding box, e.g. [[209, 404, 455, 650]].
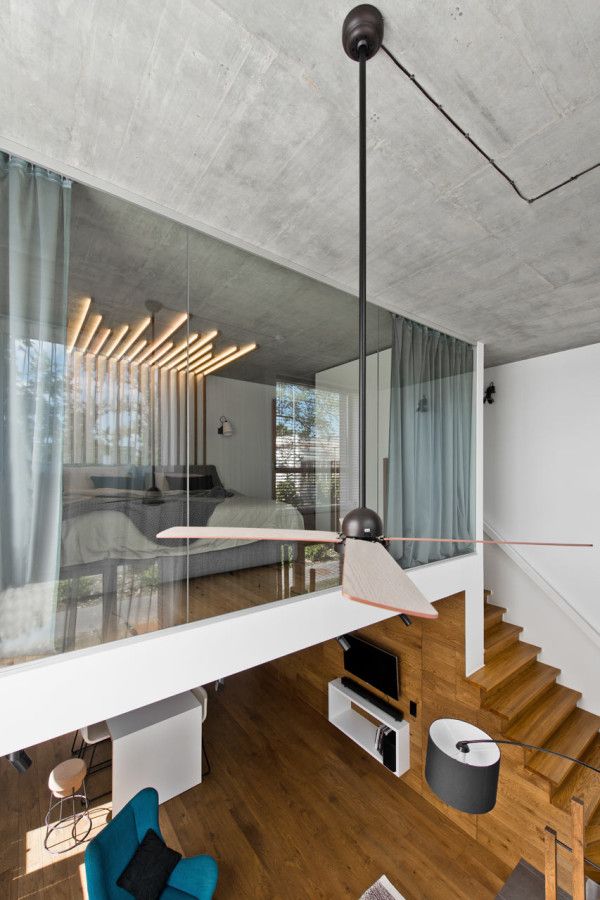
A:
[[157, 5, 592, 618]]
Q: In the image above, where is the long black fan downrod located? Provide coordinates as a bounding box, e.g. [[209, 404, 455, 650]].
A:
[[341, 5, 385, 542]]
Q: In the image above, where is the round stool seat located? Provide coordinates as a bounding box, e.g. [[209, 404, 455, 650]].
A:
[[48, 758, 87, 798]]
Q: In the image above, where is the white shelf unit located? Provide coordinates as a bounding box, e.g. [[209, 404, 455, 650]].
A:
[[328, 678, 410, 777]]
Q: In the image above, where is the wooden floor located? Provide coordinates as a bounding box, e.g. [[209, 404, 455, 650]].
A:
[[0, 665, 510, 899]]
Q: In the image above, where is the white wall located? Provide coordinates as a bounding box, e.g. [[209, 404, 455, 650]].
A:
[[203, 375, 274, 498], [484, 343, 600, 712]]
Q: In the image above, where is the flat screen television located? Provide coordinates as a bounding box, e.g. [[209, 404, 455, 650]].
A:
[[343, 634, 399, 699]]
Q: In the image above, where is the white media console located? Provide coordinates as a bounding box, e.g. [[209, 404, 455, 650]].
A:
[[328, 677, 410, 777]]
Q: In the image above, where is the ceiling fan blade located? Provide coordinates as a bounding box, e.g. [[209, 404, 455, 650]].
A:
[[383, 537, 593, 548], [342, 540, 438, 618], [157, 526, 341, 543]]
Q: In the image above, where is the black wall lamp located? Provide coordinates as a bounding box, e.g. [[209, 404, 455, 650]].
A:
[[483, 382, 496, 404], [217, 416, 233, 436]]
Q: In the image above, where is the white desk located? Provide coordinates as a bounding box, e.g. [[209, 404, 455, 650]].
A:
[[108, 691, 203, 815]]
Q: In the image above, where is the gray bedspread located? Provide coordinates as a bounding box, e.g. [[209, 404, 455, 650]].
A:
[[62, 488, 231, 545]]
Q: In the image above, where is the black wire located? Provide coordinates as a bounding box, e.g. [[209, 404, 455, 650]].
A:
[[381, 44, 600, 205]]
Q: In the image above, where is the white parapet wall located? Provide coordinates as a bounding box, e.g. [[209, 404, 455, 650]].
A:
[[0, 550, 483, 757]]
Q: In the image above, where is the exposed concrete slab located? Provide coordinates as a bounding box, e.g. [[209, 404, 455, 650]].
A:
[[2, 0, 600, 363]]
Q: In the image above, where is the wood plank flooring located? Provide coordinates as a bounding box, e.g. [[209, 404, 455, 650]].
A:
[[0, 665, 509, 899]]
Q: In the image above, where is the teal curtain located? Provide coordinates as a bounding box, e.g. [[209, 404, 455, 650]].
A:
[[386, 315, 474, 568], [0, 154, 71, 657]]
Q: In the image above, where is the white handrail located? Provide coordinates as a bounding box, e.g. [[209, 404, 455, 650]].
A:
[[483, 519, 600, 648]]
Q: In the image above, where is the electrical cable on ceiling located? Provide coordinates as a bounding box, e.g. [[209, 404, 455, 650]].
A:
[[381, 44, 600, 204]]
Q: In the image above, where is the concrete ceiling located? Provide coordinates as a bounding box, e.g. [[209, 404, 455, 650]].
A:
[[67, 182, 391, 384], [2, 0, 600, 364]]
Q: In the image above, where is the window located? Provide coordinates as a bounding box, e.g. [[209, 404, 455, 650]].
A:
[[274, 382, 341, 530]]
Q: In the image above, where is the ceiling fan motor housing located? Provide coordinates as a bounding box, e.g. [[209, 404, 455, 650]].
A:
[[342, 506, 384, 540], [342, 5, 384, 61]]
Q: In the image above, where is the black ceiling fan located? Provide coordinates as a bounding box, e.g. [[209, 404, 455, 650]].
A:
[[158, 6, 591, 617]]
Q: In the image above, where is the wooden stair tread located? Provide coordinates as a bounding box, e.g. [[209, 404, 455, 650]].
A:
[[484, 621, 523, 660], [470, 641, 541, 694], [484, 602, 506, 631], [507, 683, 580, 748], [484, 661, 559, 723], [526, 708, 600, 788], [552, 737, 600, 824]]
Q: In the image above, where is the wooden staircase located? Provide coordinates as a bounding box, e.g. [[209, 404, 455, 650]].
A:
[[471, 593, 600, 881]]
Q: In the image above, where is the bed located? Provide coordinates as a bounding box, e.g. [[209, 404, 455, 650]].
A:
[[60, 464, 304, 583]]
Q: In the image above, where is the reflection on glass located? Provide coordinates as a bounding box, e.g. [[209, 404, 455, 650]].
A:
[[1, 148, 473, 670]]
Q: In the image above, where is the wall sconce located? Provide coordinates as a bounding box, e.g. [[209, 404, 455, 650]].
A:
[[217, 416, 233, 436], [483, 382, 496, 404]]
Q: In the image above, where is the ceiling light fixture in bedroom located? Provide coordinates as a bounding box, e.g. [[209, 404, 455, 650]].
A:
[[127, 339, 148, 362], [90, 326, 111, 356], [159, 333, 201, 367], [114, 315, 151, 360], [103, 323, 129, 358], [179, 350, 213, 374], [200, 343, 257, 376], [136, 310, 189, 364], [66, 296, 92, 352], [77, 312, 102, 353], [158, 4, 592, 616]]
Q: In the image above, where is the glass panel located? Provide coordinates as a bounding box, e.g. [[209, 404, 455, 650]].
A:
[[58, 184, 190, 654], [187, 225, 361, 613], [0, 147, 474, 670]]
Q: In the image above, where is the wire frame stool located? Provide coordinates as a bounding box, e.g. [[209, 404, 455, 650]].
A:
[[44, 760, 92, 854]]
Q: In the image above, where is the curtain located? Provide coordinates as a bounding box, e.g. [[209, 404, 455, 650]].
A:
[[0, 154, 71, 658], [387, 315, 474, 568], [62, 354, 191, 466]]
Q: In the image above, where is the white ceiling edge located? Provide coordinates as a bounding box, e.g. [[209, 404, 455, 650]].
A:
[[0, 133, 478, 347]]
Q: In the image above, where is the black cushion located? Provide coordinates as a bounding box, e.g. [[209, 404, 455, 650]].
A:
[[165, 474, 213, 492], [91, 475, 136, 491], [116, 828, 181, 900]]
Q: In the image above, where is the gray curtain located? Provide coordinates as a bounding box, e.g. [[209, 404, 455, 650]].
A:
[[387, 315, 474, 568], [0, 154, 71, 657]]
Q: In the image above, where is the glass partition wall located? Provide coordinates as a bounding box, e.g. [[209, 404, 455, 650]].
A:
[[0, 154, 382, 667], [0, 153, 474, 669]]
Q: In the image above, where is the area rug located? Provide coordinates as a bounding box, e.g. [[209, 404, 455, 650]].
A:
[[360, 875, 406, 900]]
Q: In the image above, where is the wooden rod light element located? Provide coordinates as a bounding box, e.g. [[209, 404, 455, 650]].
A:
[[158, 334, 200, 367], [200, 343, 257, 376], [78, 313, 102, 352], [66, 297, 92, 352], [103, 324, 129, 358], [114, 316, 151, 360], [90, 326, 111, 356]]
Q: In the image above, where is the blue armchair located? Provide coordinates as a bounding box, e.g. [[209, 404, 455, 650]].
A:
[[85, 788, 218, 899]]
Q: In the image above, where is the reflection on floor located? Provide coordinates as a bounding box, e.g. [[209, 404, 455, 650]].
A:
[[0, 666, 509, 899], [1, 552, 341, 668]]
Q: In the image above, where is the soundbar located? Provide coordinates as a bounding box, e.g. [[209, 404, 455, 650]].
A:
[[341, 676, 404, 721]]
